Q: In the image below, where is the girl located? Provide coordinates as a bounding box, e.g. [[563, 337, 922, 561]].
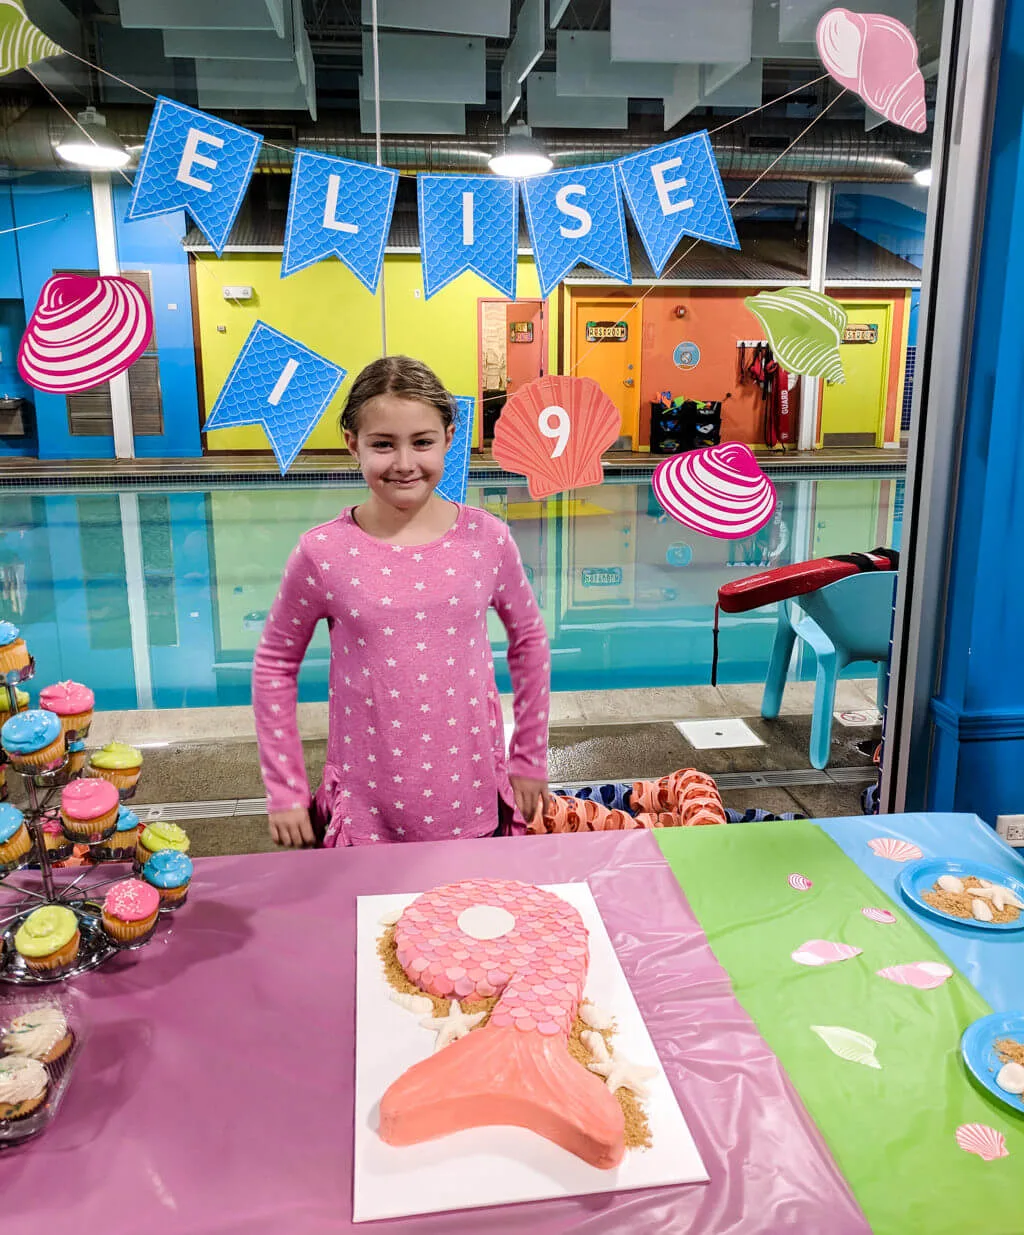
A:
[[253, 356, 550, 848]]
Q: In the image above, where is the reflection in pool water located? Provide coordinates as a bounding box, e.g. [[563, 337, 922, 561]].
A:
[[0, 474, 902, 711]]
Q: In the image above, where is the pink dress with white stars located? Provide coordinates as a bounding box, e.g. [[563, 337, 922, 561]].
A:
[[252, 504, 550, 846]]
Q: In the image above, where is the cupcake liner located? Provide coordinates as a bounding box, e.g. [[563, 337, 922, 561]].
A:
[[21, 930, 81, 975], [0, 1090, 47, 1121], [92, 835, 138, 863], [87, 764, 141, 791], [4, 735, 65, 773], [101, 909, 158, 946], [60, 808, 118, 844], [0, 641, 30, 675], [0, 824, 32, 870], [65, 749, 88, 775], [156, 883, 190, 911]]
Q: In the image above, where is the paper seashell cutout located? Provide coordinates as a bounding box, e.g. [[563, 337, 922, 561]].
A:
[[788, 872, 813, 891], [491, 376, 621, 500], [875, 961, 953, 990], [18, 274, 154, 394], [955, 1123, 1009, 1161], [811, 1024, 882, 1069], [390, 990, 434, 1016], [745, 289, 847, 384], [792, 939, 863, 967], [817, 9, 927, 133], [867, 836, 923, 862], [652, 442, 777, 540], [862, 906, 897, 924], [0, 0, 63, 77]]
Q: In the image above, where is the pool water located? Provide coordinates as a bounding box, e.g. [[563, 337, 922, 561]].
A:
[[0, 473, 903, 711]]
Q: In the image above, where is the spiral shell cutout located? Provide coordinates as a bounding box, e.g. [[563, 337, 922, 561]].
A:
[[652, 442, 777, 540], [816, 9, 927, 133], [18, 274, 154, 394]]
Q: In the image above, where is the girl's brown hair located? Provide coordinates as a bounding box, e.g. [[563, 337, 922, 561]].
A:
[[340, 355, 456, 436]]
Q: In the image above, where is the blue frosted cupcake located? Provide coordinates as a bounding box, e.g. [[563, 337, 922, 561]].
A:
[[0, 620, 29, 676], [142, 849, 193, 909], [0, 803, 31, 871], [1, 709, 64, 772], [94, 805, 140, 862]]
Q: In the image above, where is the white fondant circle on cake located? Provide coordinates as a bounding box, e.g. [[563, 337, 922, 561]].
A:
[[457, 904, 516, 940]]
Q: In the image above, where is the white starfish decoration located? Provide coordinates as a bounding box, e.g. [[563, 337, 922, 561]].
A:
[[581, 1029, 610, 1063], [420, 1000, 486, 1052], [588, 1050, 659, 1097]]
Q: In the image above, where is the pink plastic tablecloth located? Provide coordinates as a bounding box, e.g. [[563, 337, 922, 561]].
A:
[[0, 831, 868, 1235]]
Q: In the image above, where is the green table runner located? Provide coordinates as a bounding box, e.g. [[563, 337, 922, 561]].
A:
[[657, 821, 1023, 1235]]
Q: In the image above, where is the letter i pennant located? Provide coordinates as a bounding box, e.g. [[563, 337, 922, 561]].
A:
[[616, 132, 738, 277], [418, 175, 518, 300], [203, 322, 347, 474]]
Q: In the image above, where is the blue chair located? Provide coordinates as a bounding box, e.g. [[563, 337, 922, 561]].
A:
[[761, 571, 897, 769]]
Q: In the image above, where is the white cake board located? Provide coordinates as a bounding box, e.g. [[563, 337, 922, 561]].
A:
[[353, 882, 709, 1222]]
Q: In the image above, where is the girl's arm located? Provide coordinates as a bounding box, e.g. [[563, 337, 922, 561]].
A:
[[492, 529, 551, 810], [252, 538, 328, 837]]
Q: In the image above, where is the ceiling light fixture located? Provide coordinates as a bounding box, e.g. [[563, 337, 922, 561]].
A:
[[913, 167, 932, 187], [489, 123, 553, 179], [55, 107, 130, 170]]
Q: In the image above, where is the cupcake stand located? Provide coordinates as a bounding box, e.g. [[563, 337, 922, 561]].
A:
[[0, 660, 165, 986]]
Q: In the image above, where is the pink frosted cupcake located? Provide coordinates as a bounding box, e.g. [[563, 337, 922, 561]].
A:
[[101, 879, 160, 944], [38, 681, 94, 739], [59, 778, 119, 843]]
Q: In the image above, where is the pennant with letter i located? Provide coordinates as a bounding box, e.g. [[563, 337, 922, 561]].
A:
[[418, 175, 518, 300], [203, 322, 346, 474], [282, 150, 399, 293], [125, 97, 262, 256], [436, 395, 476, 504], [522, 163, 630, 299], [616, 132, 738, 276]]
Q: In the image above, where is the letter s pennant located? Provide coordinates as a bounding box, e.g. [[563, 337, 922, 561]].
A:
[[126, 97, 262, 256], [616, 132, 738, 277]]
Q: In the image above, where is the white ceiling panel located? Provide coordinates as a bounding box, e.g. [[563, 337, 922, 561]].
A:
[[550, 0, 573, 24], [501, 59, 522, 122], [611, 0, 753, 64], [119, 0, 284, 33], [663, 64, 701, 128], [163, 28, 291, 59], [702, 58, 763, 106], [361, 32, 486, 104], [778, 0, 916, 42], [358, 85, 467, 133], [360, 0, 510, 38], [556, 31, 676, 97], [504, 0, 545, 85], [750, 0, 820, 57], [527, 71, 628, 128]]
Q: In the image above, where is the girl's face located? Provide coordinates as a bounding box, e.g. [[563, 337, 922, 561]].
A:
[[345, 394, 453, 509]]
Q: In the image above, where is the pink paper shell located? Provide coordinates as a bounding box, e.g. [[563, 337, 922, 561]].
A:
[[867, 836, 923, 862], [788, 873, 813, 891], [18, 274, 154, 394], [875, 961, 952, 990], [652, 443, 777, 540], [861, 906, 897, 924], [791, 939, 863, 967], [955, 1123, 1009, 1161], [816, 9, 927, 133]]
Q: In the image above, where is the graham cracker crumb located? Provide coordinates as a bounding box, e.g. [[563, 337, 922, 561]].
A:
[[378, 928, 652, 1150], [995, 1038, 1024, 1068], [921, 876, 1020, 924]]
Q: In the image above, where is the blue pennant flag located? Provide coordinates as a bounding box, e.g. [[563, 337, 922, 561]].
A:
[[125, 97, 262, 256], [522, 162, 630, 299], [282, 150, 399, 292], [436, 395, 476, 504], [204, 322, 346, 474], [418, 175, 518, 300], [616, 132, 738, 276]]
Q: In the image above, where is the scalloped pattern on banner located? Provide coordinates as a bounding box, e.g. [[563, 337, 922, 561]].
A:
[[418, 175, 519, 301], [436, 395, 475, 504]]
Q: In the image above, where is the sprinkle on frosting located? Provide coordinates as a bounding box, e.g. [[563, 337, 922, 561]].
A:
[[1, 709, 61, 754], [143, 849, 193, 889], [0, 1056, 47, 1105], [115, 805, 140, 832], [14, 906, 78, 958], [38, 680, 94, 716], [2, 1006, 67, 1059], [61, 777, 118, 821], [0, 802, 25, 843], [0, 621, 20, 646], [139, 822, 189, 854], [103, 879, 159, 922], [90, 740, 143, 771]]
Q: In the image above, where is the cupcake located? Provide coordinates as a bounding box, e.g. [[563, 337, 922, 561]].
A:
[[0, 1056, 48, 1121], [2, 1005, 73, 1066], [143, 849, 193, 909], [66, 738, 87, 775], [0, 760, 6, 801], [0, 803, 31, 872], [0, 621, 30, 676], [101, 879, 159, 945], [94, 805, 140, 862], [14, 906, 80, 976], [87, 741, 143, 791], [1, 709, 64, 772], [40, 818, 73, 863], [60, 778, 119, 843], [38, 680, 94, 740], [0, 687, 29, 719], [136, 821, 190, 866]]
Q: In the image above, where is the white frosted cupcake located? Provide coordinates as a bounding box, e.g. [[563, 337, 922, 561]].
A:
[[0, 1056, 48, 1121], [2, 1005, 73, 1066]]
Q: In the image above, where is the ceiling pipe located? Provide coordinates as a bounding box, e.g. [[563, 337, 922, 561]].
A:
[[0, 104, 929, 182]]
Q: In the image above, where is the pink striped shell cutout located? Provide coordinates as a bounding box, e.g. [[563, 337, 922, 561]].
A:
[[394, 878, 589, 1038]]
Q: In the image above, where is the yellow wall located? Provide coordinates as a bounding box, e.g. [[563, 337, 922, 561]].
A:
[[194, 253, 556, 454]]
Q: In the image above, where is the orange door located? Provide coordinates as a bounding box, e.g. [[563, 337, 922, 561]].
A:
[[571, 298, 642, 449], [505, 301, 547, 395]]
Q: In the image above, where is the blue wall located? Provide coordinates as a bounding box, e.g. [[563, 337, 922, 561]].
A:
[[834, 189, 927, 269]]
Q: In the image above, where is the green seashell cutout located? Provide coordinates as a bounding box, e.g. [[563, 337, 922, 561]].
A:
[[811, 1023, 882, 1068], [745, 288, 848, 384], [0, 0, 63, 78]]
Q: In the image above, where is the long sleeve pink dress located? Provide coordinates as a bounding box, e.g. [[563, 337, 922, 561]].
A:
[[252, 504, 550, 845]]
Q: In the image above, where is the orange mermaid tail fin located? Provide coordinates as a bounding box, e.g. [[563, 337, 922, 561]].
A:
[[379, 1021, 625, 1169]]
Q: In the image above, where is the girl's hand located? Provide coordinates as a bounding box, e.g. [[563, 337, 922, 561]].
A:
[[269, 807, 316, 848], [510, 775, 548, 828]]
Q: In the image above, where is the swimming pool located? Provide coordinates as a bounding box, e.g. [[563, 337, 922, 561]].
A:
[[0, 472, 903, 710]]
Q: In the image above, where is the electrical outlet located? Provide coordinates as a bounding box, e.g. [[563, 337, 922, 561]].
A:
[[995, 814, 1024, 847]]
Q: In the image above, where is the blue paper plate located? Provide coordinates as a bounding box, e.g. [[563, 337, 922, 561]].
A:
[[962, 1012, 1024, 1115], [897, 858, 1024, 931]]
